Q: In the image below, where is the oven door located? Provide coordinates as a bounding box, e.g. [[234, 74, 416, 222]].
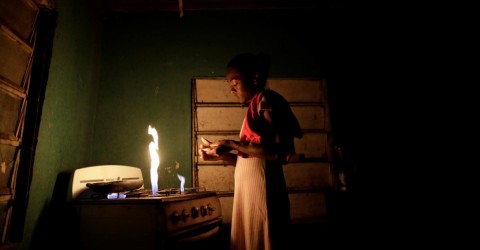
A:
[[169, 218, 225, 248], [170, 218, 222, 241]]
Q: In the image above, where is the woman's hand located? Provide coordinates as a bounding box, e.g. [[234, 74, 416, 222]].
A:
[[198, 144, 221, 161], [198, 139, 234, 160], [209, 140, 235, 155], [198, 139, 239, 166]]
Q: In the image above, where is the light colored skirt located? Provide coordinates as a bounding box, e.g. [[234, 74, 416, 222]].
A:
[[230, 157, 270, 250]]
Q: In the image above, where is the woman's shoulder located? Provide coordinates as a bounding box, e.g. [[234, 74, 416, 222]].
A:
[[261, 89, 288, 105]]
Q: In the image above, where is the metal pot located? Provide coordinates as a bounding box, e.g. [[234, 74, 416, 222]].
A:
[[86, 179, 144, 193]]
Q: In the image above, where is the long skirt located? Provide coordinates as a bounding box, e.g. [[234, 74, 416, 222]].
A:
[[230, 157, 290, 250]]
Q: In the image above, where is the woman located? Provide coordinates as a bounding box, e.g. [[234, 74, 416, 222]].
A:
[[199, 53, 302, 250]]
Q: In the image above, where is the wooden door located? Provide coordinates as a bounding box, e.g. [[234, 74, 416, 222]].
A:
[[0, 0, 40, 246]]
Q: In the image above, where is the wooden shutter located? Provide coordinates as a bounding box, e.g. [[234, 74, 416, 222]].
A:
[[0, 0, 39, 245]]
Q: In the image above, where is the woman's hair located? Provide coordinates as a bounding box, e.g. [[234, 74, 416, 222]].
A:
[[227, 53, 271, 90]]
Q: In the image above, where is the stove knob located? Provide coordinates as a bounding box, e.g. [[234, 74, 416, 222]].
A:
[[200, 205, 208, 217], [191, 207, 200, 218], [207, 204, 215, 215], [181, 209, 190, 221], [171, 212, 181, 224]]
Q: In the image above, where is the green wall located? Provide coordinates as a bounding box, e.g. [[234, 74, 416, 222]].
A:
[[20, 3, 328, 249], [94, 10, 325, 190], [21, 0, 102, 249]]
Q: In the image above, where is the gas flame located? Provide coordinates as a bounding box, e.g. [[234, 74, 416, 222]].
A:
[[177, 174, 185, 193], [148, 125, 159, 194]]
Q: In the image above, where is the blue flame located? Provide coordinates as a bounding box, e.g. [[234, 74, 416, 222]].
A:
[[177, 174, 185, 193]]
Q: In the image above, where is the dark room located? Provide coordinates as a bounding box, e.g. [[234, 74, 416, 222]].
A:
[[0, 0, 390, 249]]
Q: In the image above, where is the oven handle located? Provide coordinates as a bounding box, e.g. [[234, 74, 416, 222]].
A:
[[169, 218, 222, 242]]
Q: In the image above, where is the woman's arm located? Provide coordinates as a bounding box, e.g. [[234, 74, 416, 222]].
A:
[[198, 144, 237, 165], [209, 109, 282, 162]]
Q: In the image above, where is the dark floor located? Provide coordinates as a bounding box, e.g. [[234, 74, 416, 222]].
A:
[[177, 223, 341, 250], [189, 191, 360, 250]]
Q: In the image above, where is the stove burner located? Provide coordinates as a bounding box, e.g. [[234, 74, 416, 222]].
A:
[[85, 187, 208, 199], [125, 187, 206, 198]]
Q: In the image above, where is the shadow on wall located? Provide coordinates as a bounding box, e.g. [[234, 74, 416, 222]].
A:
[[29, 171, 81, 250]]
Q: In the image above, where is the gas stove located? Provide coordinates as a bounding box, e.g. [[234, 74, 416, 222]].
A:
[[68, 165, 222, 250]]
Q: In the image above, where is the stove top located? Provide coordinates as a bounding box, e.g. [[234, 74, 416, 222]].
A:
[[81, 187, 216, 201], [126, 187, 206, 197]]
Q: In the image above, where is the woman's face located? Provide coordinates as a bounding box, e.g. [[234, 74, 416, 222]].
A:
[[226, 67, 255, 104]]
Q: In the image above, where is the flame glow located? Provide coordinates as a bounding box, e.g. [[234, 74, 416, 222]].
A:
[[148, 125, 159, 194], [177, 174, 185, 193]]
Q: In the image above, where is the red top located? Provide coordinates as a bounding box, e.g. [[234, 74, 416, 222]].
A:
[[239, 89, 302, 164]]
